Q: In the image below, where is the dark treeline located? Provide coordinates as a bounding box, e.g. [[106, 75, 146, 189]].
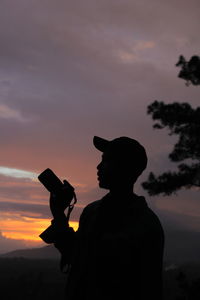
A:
[[0, 258, 200, 300]]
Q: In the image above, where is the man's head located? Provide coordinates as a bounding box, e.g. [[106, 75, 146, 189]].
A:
[[93, 136, 148, 189]]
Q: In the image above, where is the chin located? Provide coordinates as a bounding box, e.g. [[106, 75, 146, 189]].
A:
[[98, 180, 110, 190]]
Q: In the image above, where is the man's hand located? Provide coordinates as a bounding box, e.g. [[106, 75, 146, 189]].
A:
[[49, 180, 74, 218]]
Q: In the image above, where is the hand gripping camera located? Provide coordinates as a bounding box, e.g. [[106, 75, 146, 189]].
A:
[[38, 168, 77, 243]]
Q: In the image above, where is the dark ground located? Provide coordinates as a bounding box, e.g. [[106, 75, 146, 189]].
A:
[[0, 258, 66, 300], [0, 258, 200, 300]]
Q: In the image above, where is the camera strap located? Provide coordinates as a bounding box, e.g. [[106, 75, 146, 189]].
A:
[[66, 191, 77, 223]]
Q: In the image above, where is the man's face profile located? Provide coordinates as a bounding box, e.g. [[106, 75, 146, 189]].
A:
[[97, 152, 114, 189], [97, 151, 134, 189]]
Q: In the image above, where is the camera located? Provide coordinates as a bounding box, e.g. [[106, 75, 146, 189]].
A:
[[38, 168, 75, 244], [38, 168, 74, 195]]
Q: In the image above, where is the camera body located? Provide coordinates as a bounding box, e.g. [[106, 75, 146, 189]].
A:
[[38, 168, 74, 195]]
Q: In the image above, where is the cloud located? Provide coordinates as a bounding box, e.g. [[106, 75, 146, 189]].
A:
[[134, 41, 156, 51], [0, 202, 49, 219], [0, 231, 25, 254], [0, 166, 37, 179], [117, 40, 156, 63], [0, 230, 42, 254], [0, 104, 28, 122]]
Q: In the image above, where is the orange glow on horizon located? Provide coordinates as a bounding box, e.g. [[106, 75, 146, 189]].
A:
[[0, 166, 93, 249], [0, 214, 79, 243]]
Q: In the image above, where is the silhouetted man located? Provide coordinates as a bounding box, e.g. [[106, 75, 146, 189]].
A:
[[40, 136, 165, 300]]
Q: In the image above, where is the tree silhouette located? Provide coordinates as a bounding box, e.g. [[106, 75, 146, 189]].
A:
[[176, 55, 200, 86], [142, 56, 200, 196]]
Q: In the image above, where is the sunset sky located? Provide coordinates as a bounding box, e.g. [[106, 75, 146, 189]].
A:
[[0, 0, 200, 254]]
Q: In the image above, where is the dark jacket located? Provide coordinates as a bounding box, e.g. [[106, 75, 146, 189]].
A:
[[54, 193, 164, 300]]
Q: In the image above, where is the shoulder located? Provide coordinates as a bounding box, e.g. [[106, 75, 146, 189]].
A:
[[82, 199, 102, 214], [79, 199, 103, 224], [133, 196, 163, 226], [144, 205, 163, 225], [142, 205, 165, 242], [130, 196, 164, 237]]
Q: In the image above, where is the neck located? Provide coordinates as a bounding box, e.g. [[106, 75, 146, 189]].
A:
[[109, 184, 135, 199]]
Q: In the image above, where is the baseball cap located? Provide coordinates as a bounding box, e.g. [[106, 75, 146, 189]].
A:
[[93, 136, 148, 175]]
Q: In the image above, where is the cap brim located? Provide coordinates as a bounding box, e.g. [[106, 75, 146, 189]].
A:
[[93, 136, 109, 152]]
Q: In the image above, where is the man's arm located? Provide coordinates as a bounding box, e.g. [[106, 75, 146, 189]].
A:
[[53, 202, 96, 270], [39, 184, 77, 269]]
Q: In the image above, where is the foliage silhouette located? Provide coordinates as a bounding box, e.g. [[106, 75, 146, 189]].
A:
[[142, 56, 200, 196], [176, 55, 200, 86]]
